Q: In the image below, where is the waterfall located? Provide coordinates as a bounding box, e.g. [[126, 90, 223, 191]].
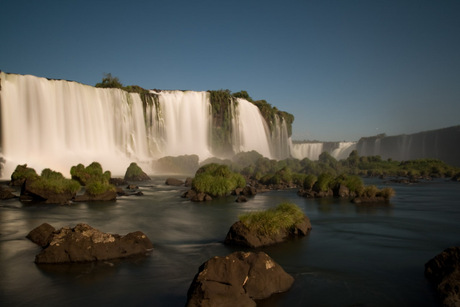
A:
[[290, 143, 324, 160], [231, 98, 273, 159], [330, 142, 356, 160], [0, 72, 293, 178]]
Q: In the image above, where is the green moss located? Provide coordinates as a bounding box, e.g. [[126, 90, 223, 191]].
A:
[[70, 162, 114, 196], [11, 164, 38, 182], [125, 162, 145, 178], [29, 169, 81, 194], [192, 163, 246, 197], [239, 202, 305, 236]]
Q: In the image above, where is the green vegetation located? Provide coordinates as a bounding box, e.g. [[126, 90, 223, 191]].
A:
[[239, 202, 305, 236], [11, 164, 39, 183], [125, 162, 145, 178], [192, 163, 246, 197], [29, 168, 81, 194], [70, 162, 115, 196]]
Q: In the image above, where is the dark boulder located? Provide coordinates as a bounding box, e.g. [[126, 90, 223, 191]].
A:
[[425, 247, 460, 306], [28, 223, 153, 264], [224, 216, 312, 248], [165, 178, 184, 186], [191, 192, 212, 202], [0, 186, 16, 200], [241, 186, 257, 196], [27, 223, 56, 247], [186, 251, 294, 307], [182, 189, 197, 199]]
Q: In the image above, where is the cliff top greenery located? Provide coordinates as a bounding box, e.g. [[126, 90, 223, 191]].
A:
[[239, 202, 305, 236]]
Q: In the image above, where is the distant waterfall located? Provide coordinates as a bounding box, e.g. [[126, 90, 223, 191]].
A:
[[290, 143, 324, 160], [0, 72, 292, 177], [290, 142, 356, 161]]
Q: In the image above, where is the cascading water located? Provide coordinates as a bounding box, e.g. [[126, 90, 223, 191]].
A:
[[290, 143, 324, 160], [0, 72, 293, 178], [231, 98, 273, 159], [330, 142, 356, 160]]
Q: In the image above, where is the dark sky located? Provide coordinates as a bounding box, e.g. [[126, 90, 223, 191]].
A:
[[1, 0, 459, 141]]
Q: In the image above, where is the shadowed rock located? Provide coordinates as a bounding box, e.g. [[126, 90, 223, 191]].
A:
[[425, 247, 460, 306], [186, 251, 294, 307], [27, 223, 153, 264]]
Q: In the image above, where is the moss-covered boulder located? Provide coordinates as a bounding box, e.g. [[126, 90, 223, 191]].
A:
[[124, 162, 150, 181], [71, 162, 116, 201], [10, 164, 38, 186], [225, 202, 311, 248], [21, 168, 81, 205]]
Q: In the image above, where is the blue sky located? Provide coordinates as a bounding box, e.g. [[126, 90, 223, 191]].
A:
[[1, 0, 459, 141]]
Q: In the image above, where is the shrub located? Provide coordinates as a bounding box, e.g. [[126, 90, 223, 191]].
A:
[[313, 173, 334, 192], [239, 202, 305, 236], [192, 163, 246, 197], [377, 187, 395, 200]]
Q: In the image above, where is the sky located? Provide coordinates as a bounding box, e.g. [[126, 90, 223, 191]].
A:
[[1, 0, 459, 142]]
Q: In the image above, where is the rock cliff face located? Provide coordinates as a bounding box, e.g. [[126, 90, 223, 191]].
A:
[[357, 126, 460, 166]]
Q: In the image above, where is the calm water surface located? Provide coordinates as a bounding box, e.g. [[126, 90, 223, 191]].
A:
[[1, 177, 459, 306]]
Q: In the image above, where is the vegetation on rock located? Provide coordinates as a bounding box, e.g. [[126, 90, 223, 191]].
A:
[[239, 202, 305, 236], [29, 169, 81, 194], [70, 162, 115, 196], [192, 163, 246, 197], [10, 164, 38, 185], [124, 162, 150, 181]]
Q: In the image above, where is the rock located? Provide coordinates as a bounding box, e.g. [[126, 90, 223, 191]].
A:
[[109, 178, 128, 186], [26, 223, 56, 247], [185, 177, 193, 187], [28, 223, 153, 264], [127, 184, 139, 190], [165, 178, 184, 186], [22, 179, 75, 205], [333, 184, 350, 198], [0, 186, 16, 200], [186, 251, 294, 307], [124, 162, 151, 181], [425, 247, 460, 306], [236, 195, 247, 203], [191, 192, 212, 202], [241, 186, 257, 196], [224, 216, 312, 248], [182, 189, 197, 199]]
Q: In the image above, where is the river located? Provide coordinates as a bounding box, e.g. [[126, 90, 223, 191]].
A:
[[1, 177, 459, 306]]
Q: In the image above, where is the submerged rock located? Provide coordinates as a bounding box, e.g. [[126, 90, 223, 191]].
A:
[[425, 247, 460, 306], [27, 223, 153, 264], [186, 251, 294, 307], [224, 216, 312, 248]]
